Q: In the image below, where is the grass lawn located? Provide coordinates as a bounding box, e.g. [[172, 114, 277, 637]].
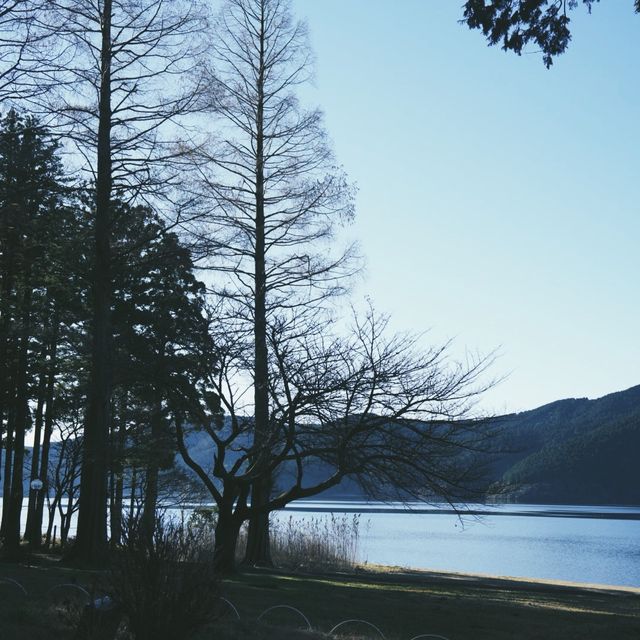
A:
[[1, 556, 639, 639], [222, 566, 640, 639]]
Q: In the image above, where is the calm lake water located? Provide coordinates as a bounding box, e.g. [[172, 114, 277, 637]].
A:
[[274, 501, 640, 588], [8, 500, 640, 587]]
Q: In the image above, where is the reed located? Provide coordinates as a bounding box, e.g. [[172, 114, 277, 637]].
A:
[[267, 513, 363, 572]]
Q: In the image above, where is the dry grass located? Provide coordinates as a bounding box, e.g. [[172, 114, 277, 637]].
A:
[[268, 514, 362, 572], [232, 513, 363, 573]]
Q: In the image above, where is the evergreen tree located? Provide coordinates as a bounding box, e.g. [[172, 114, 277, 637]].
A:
[[0, 110, 72, 555], [108, 201, 213, 543]]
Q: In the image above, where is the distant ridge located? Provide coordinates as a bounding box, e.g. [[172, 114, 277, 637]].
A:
[[7, 385, 638, 506], [175, 384, 640, 505], [486, 384, 640, 505]]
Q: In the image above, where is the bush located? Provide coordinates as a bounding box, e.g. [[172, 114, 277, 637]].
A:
[[109, 516, 221, 640], [187, 507, 218, 551]]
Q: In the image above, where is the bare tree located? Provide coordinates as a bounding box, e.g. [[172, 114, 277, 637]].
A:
[[0, 0, 49, 105], [45, 419, 83, 548], [36, 0, 209, 200], [40, 369, 86, 548], [175, 305, 495, 573], [186, 0, 359, 567], [29, 0, 208, 563]]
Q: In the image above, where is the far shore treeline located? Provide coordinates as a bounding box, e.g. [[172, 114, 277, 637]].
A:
[[5, 383, 637, 514]]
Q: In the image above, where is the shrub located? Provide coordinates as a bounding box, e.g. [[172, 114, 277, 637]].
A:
[[109, 516, 221, 640], [187, 506, 218, 552]]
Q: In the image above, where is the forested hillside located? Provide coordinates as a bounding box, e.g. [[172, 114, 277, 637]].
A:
[[175, 385, 640, 506], [488, 385, 640, 505], [9, 385, 639, 511]]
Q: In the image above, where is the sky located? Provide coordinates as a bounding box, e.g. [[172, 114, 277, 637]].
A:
[[286, 0, 640, 415]]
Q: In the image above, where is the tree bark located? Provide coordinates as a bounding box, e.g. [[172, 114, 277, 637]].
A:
[[45, 493, 60, 547], [0, 238, 15, 522], [244, 479, 272, 567], [109, 393, 128, 546], [110, 465, 124, 546], [0, 342, 17, 538], [128, 466, 137, 523], [0, 401, 14, 537], [72, 0, 113, 566]]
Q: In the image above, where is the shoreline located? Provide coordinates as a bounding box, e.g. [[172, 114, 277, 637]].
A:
[[280, 502, 640, 520], [356, 563, 640, 595]]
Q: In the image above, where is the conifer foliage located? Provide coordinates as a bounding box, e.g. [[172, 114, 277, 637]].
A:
[[0, 110, 71, 556], [462, 0, 640, 67]]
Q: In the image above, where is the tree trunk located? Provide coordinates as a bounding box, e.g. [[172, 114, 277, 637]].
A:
[[140, 413, 161, 545], [4, 264, 34, 556], [0, 411, 3, 518], [139, 461, 159, 544], [61, 477, 78, 547], [0, 405, 13, 537], [72, 0, 113, 566], [109, 391, 127, 545], [45, 493, 60, 548], [214, 505, 243, 574], [128, 466, 137, 523], [245, 2, 273, 567], [244, 480, 272, 567], [34, 322, 58, 544], [141, 383, 164, 544], [46, 438, 67, 547], [110, 466, 124, 546], [0, 226, 15, 525], [1, 349, 17, 538], [59, 501, 68, 546], [25, 341, 48, 546]]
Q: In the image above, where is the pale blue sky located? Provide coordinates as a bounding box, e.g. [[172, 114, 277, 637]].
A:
[[293, 0, 640, 414]]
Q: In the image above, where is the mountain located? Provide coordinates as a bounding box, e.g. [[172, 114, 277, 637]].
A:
[[486, 385, 640, 505], [5, 385, 638, 506], [178, 385, 640, 505]]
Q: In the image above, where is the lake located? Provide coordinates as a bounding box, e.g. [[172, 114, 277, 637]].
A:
[[273, 501, 640, 588], [7, 500, 640, 587]]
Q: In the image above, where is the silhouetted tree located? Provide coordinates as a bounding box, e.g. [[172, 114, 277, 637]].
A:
[[462, 0, 640, 67], [0, 0, 51, 105], [24, 201, 88, 548], [109, 201, 212, 544], [45, 396, 83, 548], [0, 110, 70, 556], [31, 0, 208, 564], [176, 304, 495, 572], [189, 0, 358, 567]]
